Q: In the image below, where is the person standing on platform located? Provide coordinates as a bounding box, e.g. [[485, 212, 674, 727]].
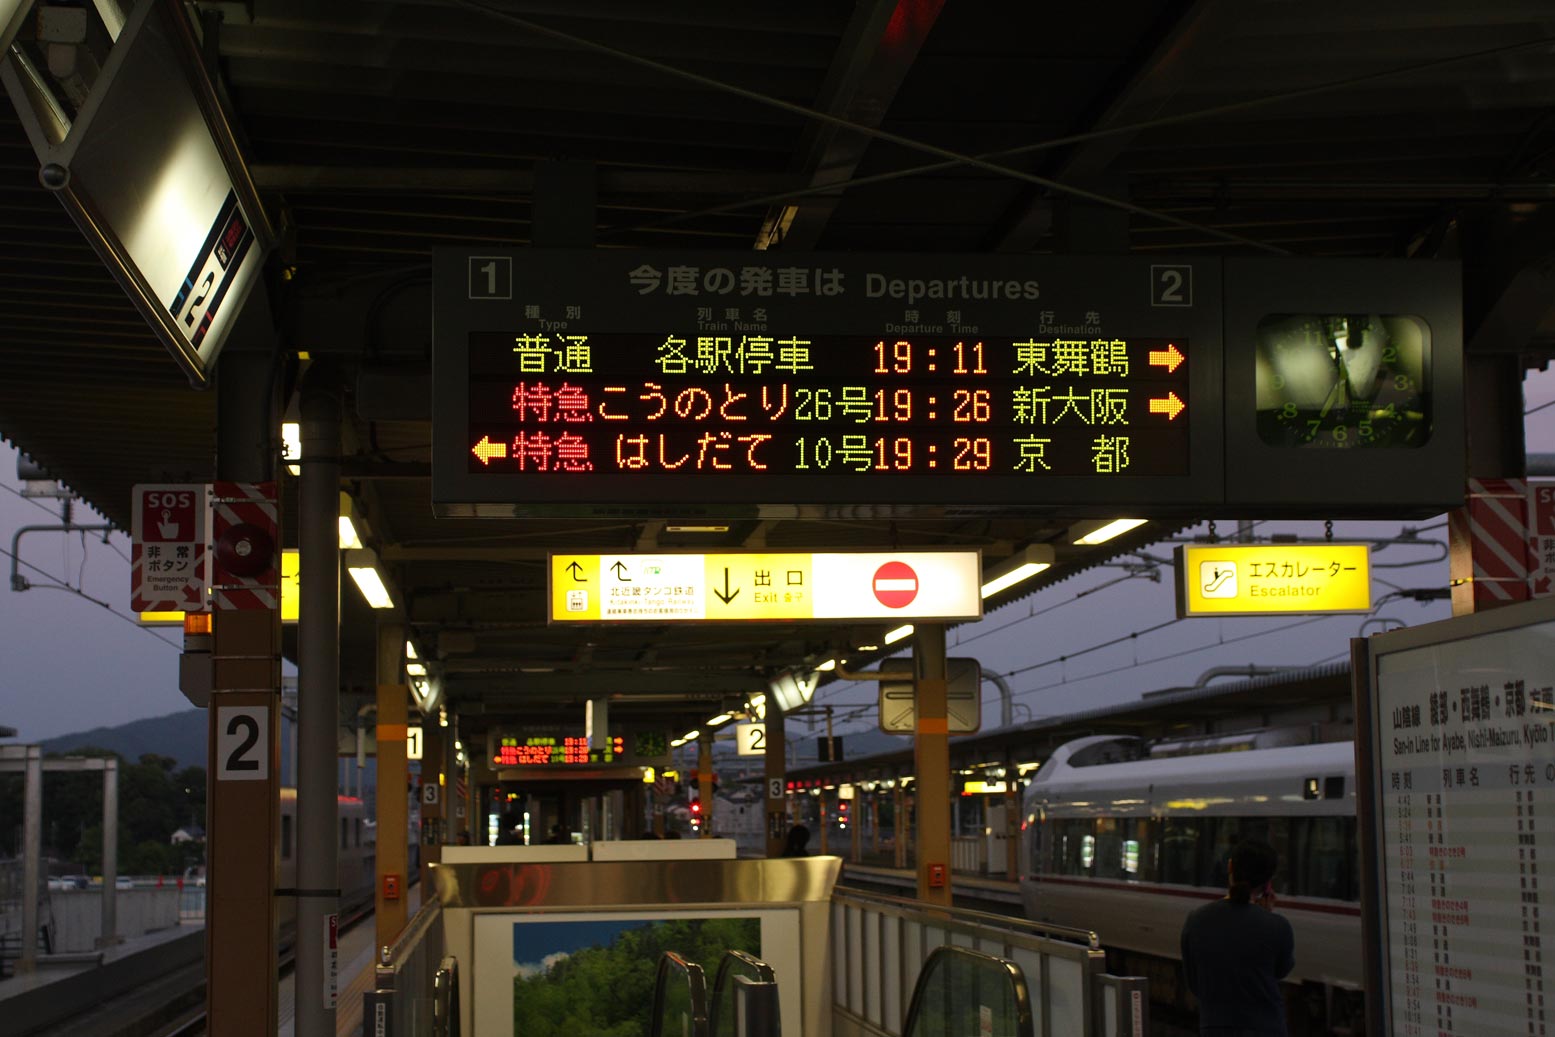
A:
[[1179, 839, 1295, 1036], [781, 824, 811, 857]]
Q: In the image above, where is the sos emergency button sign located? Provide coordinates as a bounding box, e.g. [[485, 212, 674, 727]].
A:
[[132, 484, 207, 612]]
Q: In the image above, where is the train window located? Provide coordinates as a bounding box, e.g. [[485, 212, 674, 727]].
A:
[[1159, 818, 1201, 885], [1093, 818, 1123, 879], [1303, 777, 1321, 800], [1080, 833, 1096, 871], [281, 814, 292, 860], [1324, 776, 1345, 800], [1294, 816, 1353, 900]]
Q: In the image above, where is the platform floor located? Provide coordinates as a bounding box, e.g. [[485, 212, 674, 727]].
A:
[[279, 884, 421, 1037], [0, 917, 201, 999]]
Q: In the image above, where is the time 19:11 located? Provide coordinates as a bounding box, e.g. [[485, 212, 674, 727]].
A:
[[873, 340, 987, 375], [794, 435, 993, 472]]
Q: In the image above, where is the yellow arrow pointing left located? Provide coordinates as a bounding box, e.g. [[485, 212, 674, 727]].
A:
[[472, 435, 508, 465]]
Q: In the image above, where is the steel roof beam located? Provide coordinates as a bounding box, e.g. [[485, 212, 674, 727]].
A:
[[758, 0, 944, 251]]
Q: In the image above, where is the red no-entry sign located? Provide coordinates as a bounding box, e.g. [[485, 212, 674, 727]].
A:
[[873, 561, 919, 608]]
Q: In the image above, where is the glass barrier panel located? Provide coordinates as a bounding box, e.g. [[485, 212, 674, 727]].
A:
[[651, 951, 710, 1037], [903, 945, 1034, 1037], [710, 950, 777, 1037]]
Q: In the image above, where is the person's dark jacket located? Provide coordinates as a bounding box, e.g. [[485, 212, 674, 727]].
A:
[[1180, 899, 1295, 1035]]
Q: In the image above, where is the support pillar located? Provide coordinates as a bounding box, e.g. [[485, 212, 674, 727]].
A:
[[208, 347, 281, 1037], [1449, 354, 1530, 615], [375, 624, 409, 954], [99, 758, 119, 946], [893, 785, 907, 869], [19, 744, 40, 973], [1004, 753, 1020, 882], [850, 789, 862, 863], [818, 790, 829, 855], [420, 724, 445, 888], [697, 735, 714, 838], [914, 624, 952, 905], [870, 793, 880, 859], [763, 700, 788, 857], [296, 382, 342, 1037]]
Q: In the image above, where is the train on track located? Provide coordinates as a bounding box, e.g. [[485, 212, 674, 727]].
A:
[[277, 789, 416, 923], [1018, 732, 1361, 1034]]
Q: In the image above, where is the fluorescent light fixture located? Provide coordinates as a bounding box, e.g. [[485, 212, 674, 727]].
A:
[[281, 422, 301, 476], [664, 524, 730, 533], [346, 548, 396, 610], [980, 544, 1057, 599], [884, 624, 914, 645], [683, 729, 701, 742], [406, 662, 427, 677], [671, 738, 686, 748], [347, 564, 393, 609], [815, 658, 837, 672], [405, 641, 418, 660], [707, 713, 732, 727], [339, 492, 366, 549], [748, 693, 767, 721], [856, 644, 879, 652], [1073, 518, 1148, 545]]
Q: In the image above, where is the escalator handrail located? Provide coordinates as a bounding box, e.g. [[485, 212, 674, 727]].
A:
[[650, 951, 711, 1037], [901, 945, 1035, 1037], [433, 955, 460, 1037], [708, 949, 777, 1036]]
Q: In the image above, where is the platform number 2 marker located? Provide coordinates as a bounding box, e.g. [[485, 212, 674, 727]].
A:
[[1150, 264, 1193, 307], [216, 706, 269, 781]]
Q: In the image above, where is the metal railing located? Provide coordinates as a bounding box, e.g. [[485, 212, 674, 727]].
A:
[[831, 888, 1148, 1037], [363, 897, 445, 1036]]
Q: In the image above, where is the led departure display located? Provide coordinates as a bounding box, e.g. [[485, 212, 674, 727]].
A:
[[466, 332, 1190, 481], [434, 250, 1464, 516], [491, 733, 626, 767]]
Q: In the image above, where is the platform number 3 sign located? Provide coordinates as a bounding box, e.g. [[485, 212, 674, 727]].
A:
[[216, 706, 269, 781]]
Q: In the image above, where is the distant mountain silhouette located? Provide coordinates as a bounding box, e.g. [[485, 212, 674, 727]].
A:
[[40, 708, 208, 770]]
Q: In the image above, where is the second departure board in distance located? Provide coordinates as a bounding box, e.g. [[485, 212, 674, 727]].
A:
[[465, 332, 1190, 482]]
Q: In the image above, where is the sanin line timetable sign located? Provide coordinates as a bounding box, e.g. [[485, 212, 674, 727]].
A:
[[1175, 543, 1371, 617], [550, 550, 981, 623]]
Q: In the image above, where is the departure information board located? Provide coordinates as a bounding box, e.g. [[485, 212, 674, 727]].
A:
[[433, 250, 1464, 516], [434, 251, 1224, 515], [486, 728, 670, 768], [1363, 599, 1555, 1036]]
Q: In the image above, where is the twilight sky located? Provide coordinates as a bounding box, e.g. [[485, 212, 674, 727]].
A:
[[2, 370, 1554, 743]]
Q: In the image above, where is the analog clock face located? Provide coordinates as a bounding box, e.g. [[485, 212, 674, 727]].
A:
[[1254, 314, 1431, 449]]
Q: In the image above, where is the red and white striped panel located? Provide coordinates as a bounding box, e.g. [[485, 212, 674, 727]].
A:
[[210, 481, 279, 611], [1451, 477, 1531, 606]]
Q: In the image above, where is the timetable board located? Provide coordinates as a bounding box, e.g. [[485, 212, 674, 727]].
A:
[[1362, 597, 1555, 1036], [432, 250, 1464, 517]]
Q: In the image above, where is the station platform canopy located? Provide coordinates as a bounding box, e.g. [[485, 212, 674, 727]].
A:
[[0, 1, 1551, 743]]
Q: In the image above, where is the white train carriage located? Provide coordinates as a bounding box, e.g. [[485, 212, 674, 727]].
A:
[[1019, 734, 1360, 1024]]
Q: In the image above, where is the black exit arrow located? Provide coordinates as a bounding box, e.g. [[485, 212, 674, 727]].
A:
[[712, 567, 740, 605], [610, 561, 631, 581], [566, 561, 585, 582]]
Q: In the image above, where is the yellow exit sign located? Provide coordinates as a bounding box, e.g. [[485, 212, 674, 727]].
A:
[[1175, 543, 1370, 617]]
